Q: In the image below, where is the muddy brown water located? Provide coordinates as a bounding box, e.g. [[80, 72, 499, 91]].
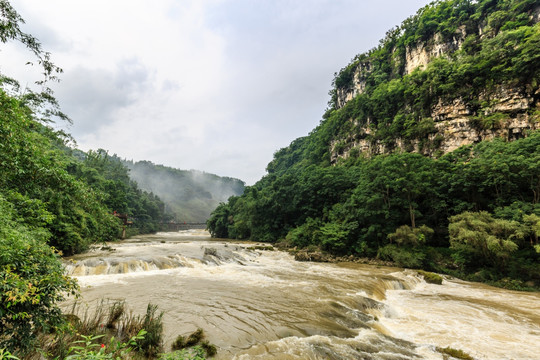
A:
[[64, 230, 540, 359]]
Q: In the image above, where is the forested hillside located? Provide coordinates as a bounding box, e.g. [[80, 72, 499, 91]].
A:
[[0, 104, 169, 255], [208, 0, 540, 289], [124, 160, 245, 222]]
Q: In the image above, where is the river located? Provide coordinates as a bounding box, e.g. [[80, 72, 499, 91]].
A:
[[64, 231, 540, 360]]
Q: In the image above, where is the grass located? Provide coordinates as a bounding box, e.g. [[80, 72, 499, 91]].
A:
[[40, 300, 164, 359], [172, 328, 217, 358]]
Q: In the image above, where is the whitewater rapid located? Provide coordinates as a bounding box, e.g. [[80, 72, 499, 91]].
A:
[[64, 231, 540, 359]]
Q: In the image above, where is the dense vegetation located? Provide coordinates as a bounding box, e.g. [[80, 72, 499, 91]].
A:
[[70, 150, 171, 236], [0, 96, 168, 256], [0, 62, 171, 356], [0, 0, 172, 355], [208, 0, 540, 289], [124, 160, 245, 223]]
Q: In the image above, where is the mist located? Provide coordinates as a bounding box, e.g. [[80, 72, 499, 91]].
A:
[[123, 160, 245, 222]]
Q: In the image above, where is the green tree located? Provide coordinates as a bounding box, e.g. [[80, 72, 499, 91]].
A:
[[318, 221, 359, 254], [449, 211, 525, 269], [0, 194, 78, 353], [523, 214, 540, 250], [388, 224, 434, 247], [206, 203, 232, 238]]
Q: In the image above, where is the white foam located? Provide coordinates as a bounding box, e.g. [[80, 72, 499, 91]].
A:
[[379, 277, 540, 360], [66, 233, 540, 360]]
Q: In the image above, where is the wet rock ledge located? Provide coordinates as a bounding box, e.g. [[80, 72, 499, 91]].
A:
[[290, 249, 394, 266]]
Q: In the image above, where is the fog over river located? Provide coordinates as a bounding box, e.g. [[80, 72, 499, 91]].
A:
[[64, 231, 540, 360]]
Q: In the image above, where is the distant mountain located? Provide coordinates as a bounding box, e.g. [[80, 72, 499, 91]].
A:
[[123, 160, 245, 222]]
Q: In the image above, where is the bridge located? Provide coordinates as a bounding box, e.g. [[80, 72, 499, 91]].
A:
[[113, 212, 206, 235], [159, 222, 207, 231]]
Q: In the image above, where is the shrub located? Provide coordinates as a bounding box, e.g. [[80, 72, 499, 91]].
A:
[[171, 328, 216, 358], [417, 270, 443, 284], [63, 330, 146, 360], [388, 225, 434, 247], [106, 301, 125, 329], [0, 195, 78, 354], [285, 218, 321, 248], [171, 335, 186, 351], [200, 341, 217, 357], [47, 300, 164, 359], [134, 304, 164, 357], [377, 244, 426, 268], [159, 346, 206, 360], [185, 329, 204, 347]]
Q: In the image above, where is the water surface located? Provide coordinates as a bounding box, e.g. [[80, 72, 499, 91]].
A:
[[65, 231, 540, 359]]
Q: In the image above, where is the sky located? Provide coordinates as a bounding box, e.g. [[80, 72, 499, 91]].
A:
[[1, 0, 431, 185]]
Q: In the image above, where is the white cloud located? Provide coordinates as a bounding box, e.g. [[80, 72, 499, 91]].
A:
[[3, 0, 432, 184]]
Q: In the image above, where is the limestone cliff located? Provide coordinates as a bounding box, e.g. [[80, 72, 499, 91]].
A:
[[330, 2, 540, 163]]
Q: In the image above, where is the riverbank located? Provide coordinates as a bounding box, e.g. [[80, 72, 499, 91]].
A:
[[270, 243, 540, 292]]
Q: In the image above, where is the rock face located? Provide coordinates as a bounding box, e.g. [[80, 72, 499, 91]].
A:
[[335, 62, 371, 109], [331, 86, 539, 163], [334, 26, 468, 110], [404, 27, 466, 75], [331, 5, 540, 163], [431, 86, 538, 155]]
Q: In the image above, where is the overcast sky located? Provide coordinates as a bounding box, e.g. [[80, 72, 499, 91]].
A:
[[2, 0, 430, 185]]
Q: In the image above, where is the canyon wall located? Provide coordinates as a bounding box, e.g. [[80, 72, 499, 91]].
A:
[[330, 5, 539, 162]]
